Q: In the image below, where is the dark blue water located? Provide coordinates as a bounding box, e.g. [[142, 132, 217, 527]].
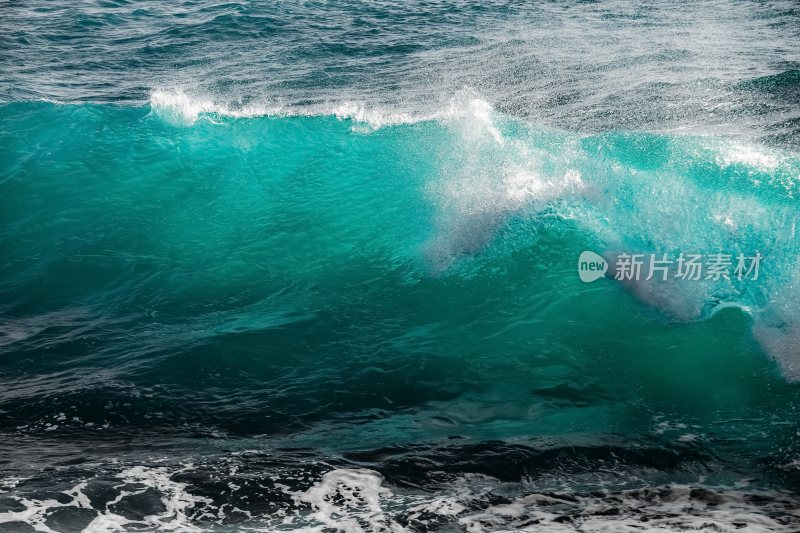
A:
[[1, 1, 800, 531]]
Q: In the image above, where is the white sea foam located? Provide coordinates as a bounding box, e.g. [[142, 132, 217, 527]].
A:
[[0, 466, 212, 533], [148, 88, 505, 129], [422, 96, 587, 271], [149, 88, 288, 125], [290, 473, 800, 533], [2, 465, 799, 532], [149, 88, 424, 127], [720, 143, 780, 171], [293, 468, 403, 533], [256, 468, 800, 532]]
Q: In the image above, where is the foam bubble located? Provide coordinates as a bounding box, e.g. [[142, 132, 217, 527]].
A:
[[2, 463, 800, 532], [149, 89, 287, 125], [295, 469, 400, 533], [720, 143, 781, 171], [0, 466, 213, 532], [148, 88, 508, 129]]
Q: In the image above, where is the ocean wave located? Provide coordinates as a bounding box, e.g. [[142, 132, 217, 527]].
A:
[[3, 1, 800, 530], [3, 97, 800, 386]]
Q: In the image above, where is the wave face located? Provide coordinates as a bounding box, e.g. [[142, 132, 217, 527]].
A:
[[2, 0, 800, 531]]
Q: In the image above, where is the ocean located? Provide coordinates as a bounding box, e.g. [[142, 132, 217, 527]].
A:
[[1, 1, 800, 531]]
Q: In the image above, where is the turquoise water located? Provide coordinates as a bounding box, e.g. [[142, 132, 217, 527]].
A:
[[1, 1, 800, 531]]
